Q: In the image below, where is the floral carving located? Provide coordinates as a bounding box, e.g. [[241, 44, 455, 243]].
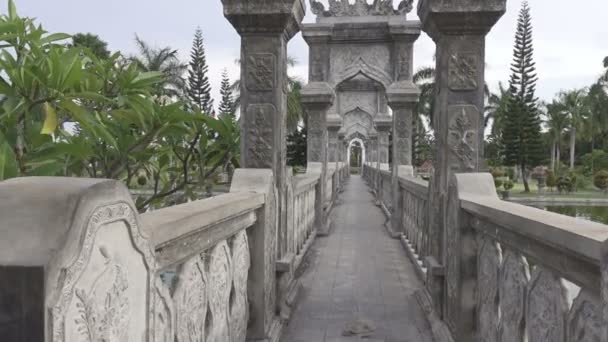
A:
[[174, 255, 208, 342], [397, 49, 410, 81], [448, 52, 478, 91], [448, 105, 478, 171], [246, 104, 274, 168], [310, 0, 413, 17], [206, 240, 232, 341], [567, 290, 603, 342], [154, 279, 174, 342], [527, 267, 568, 342], [498, 249, 529, 342], [74, 247, 130, 341], [246, 54, 274, 91], [477, 236, 499, 342]]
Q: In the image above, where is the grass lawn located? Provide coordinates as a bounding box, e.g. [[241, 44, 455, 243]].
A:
[[507, 182, 608, 199]]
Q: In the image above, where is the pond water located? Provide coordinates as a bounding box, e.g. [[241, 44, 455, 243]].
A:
[[540, 205, 608, 225]]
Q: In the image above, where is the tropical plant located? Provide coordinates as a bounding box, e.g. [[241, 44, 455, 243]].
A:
[[557, 174, 574, 194], [72, 33, 111, 59], [0, 1, 239, 211], [131, 35, 188, 99], [484, 82, 510, 136], [501, 1, 543, 193], [287, 127, 307, 167], [594, 170, 608, 192], [218, 68, 235, 117], [187, 27, 214, 114], [413, 66, 435, 126], [544, 100, 569, 171], [557, 89, 588, 169], [546, 170, 557, 191]]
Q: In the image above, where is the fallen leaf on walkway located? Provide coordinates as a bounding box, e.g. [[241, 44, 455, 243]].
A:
[[342, 318, 376, 337]]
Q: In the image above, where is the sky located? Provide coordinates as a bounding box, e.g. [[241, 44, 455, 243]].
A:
[[13, 0, 608, 106]]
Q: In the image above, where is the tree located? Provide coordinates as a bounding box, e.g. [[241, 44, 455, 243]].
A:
[[218, 68, 235, 117], [72, 33, 110, 59], [501, 1, 543, 193], [545, 100, 569, 171], [187, 28, 214, 114], [131, 35, 187, 99], [594, 170, 608, 193], [287, 127, 307, 167], [0, 1, 239, 211], [413, 66, 435, 126], [557, 89, 588, 169], [484, 82, 510, 137], [601, 56, 608, 83]]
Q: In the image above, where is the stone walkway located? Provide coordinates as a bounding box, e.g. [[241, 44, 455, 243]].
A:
[[281, 176, 434, 342]]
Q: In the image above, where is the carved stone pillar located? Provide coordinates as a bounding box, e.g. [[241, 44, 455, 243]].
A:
[[418, 0, 506, 340], [302, 82, 335, 234], [222, 0, 305, 338], [387, 82, 419, 234], [327, 115, 341, 163]]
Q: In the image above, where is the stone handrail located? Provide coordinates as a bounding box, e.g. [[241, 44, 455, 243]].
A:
[[451, 173, 608, 341]]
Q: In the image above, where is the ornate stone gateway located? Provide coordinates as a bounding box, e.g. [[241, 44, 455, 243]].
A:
[[303, 0, 420, 167]]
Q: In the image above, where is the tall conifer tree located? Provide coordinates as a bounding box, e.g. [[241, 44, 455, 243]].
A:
[[501, 1, 543, 192], [218, 68, 235, 117], [187, 28, 213, 115]]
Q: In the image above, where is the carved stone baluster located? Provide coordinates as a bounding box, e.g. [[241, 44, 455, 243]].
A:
[[567, 289, 603, 342], [498, 249, 529, 342], [206, 240, 233, 341], [527, 266, 568, 342], [230, 231, 251, 342], [155, 279, 175, 342], [477, 236, 500, 342], [173, 255, 208, 342]]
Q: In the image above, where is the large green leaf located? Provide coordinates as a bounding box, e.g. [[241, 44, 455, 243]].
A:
[[7, 0, 17, 20], [0, 135, 17, 180], [40, 33, 71, 45]]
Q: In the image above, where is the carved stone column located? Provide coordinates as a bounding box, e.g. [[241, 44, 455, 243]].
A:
[[387, 82, 419, 234], [302, 82, 335, 234], [418, 0, 506, 340], [222, 0, 305, 338]]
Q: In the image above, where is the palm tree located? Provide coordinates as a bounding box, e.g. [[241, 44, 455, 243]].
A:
[[413, 66, 435, 126], [484, 82, 510, 136], [544, 100, 569, 171], [558, 89, 588, 169], [131, 35, 188, 98]]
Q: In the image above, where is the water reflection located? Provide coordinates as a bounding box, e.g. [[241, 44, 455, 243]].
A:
[[540, 205, 608, 224]]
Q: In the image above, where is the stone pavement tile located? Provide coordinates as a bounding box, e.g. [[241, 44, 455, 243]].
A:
[[280, 176, 433, 342]]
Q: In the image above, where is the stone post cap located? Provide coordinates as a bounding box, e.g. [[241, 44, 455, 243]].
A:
[[374, 114, 393, 129], [417, 0, 506, 37], [301, 82, 336, 108], [387, 81, 420, 106], [222, 0, 306, 39], [327, 113, 343, 129], [388, 20, 422, 40], [0, 177, 136, 266]]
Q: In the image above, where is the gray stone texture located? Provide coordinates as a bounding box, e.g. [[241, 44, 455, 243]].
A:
[[281, 176, 433, 342], [417, 0, 506, 339]]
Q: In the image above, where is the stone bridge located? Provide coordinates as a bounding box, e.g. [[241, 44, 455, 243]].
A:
[[1, 0, 608, 342]]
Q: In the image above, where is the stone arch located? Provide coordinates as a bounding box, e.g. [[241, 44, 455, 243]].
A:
[[348, 137, 366, 167], [342, 108, 374, 136], [333, 56, 392, 90]]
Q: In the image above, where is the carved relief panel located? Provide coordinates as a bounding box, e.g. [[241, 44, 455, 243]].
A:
[[246, 53, 275, 91], [498, 249, 528, 342], [447, 105, 479, 172], [567, 290, 603, 342], [477, 236, 500, 342], [526, 267, 568, 342], [246, 104, 275, 168], [448, 52, 478, 91], [50, 203, 156, 342]]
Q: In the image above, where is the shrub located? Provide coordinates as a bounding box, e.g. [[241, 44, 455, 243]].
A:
[[546, 170, 557, 191], [494, 178, 504, 189], [506, 167, 515, 181], [593, 170, 608, 192], [581, 150, 608, 176], [490, 167, 505, 179], [503, 180, 514, 191], [557, 175, 574, 194]]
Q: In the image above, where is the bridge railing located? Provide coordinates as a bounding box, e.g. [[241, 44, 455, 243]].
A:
[[362, 164, 608, 341], [0, 164, 348, 341]]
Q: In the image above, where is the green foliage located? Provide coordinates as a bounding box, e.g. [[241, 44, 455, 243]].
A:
[[581, 150, 608, 176], [501, 1, 543, 192], [546, 170, 557, 191], [503, 179, 514, 191], [187, 27, 213, 114], [594, 170, 608, 191], [0, 1, 239, 211], [287, 127, 306, 167], [72, 33, 110, 59], [557, 174, 574, 194], [218, 68, 235, 117], [494, 178, 504, 189]]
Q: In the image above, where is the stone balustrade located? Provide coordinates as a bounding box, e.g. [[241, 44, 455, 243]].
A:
[[363, 163, 608, 341], [0, 164, 348, 342]]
